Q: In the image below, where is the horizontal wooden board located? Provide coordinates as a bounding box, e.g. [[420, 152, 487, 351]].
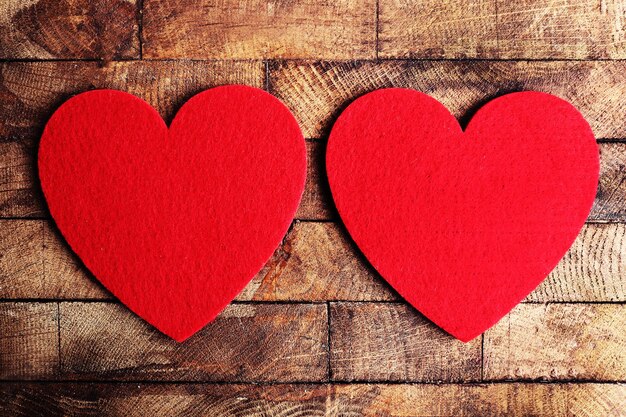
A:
[[3, 384, 328, 417], [331, 302, 626, 383], [0, 303, 58, 379], [526, 222, 626, 302], [269, 60, 626, 139], [379, 0, 626, 60], [593, 143, 626, 222], [59, 302, 328, 382], [4, 61, 626, 141], [142, 0, 376, 59], [2, 137, 624, 222], [0, 0, 139, 59], [329, 303, 482, 382], [296, 141, 335, 220], [0, 61, 265, 141], [497, 0, 626, 59], [1, 138, 625, 222], [1, 140, 331, 220], [1, 383, 624, 416], [1, 220, 623, 303], [484, 303, 626, 381], [378, 0, 499, 59], [331, 383, 626, 416]]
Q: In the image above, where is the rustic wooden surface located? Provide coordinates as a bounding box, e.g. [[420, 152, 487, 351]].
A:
[[1, 1, 625, 416]]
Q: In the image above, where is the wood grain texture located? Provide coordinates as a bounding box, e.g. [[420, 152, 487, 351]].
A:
[[0, 0, 624, 409], [142, 0, 376, 59], [527, 222, 626, 302], [379, 0, 499, 59], [0, 140, 41, 218], [0, 61, 265, 141], [0, 303, 58, 379], [11, 136, 626, 222], [59, 302, 328, 382], [1, 383, 624, 417], [2, 133, 625, 221], [331, 383, 626, 417], [593, 143, 626, 222], [484, 303, 626, 381], [295, 141, 335, 220], [497, 0, 626, 59], [2, 221, 624, 303], [0, 0, 139, 59], [269, 60, 626, 140], [329, 303, 482, 382], [0, 383, 330, 417]]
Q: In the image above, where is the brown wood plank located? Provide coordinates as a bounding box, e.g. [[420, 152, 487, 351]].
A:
[[1, 136, 625, 222], [295, 141, 335, 220], [330, 383, 626, 416], [59, 302, 328, 382], [3, 383, 624, 417], [142, 0, 376, 59], [0, 140, 41, 218], [1, 383, 625, 417], [269, 61, 626, 140], [2, 221, 624, 303], [0, 61, 265, 141], [0, 303, 58, 379], [497, 0, 626, 59], [0, 0, 139, 59], [379, 0, 499, 59], [298, 142, 626, 222], [0, 383, 330, 416], [593, 143, 626, 222], [484, 303, 626, 381], [329, 302, 482, 382], [0, 220, 43, 296], [528, 222, 626, 302]]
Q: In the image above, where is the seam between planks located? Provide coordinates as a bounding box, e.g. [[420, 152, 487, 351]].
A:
[[5, 57, 626, 64], [137, 0, 144, 59], [0, 379, 624, 385]]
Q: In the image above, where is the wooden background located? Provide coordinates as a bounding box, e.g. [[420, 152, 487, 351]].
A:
[[0, 0, 625, 415]]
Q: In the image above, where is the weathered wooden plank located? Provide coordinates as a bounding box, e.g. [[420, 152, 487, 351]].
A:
[[0, 0, 139, 59], [298, 142, 626, 222], [1, 141, 330, 220], [59, 302, 328, 382], [497, 0, 626, 59], [0, 220, 43, 296], [0, 383, 330, 417], [295, 141, 335, 220], [1, 221, 624, 303], [0, 303, 58, 379], [240, 221, 388, 302], [484, 303, 626, 381], [592, 143, 626, 222], [0, 61, 265, 140], [1, 383, 624, 416], [0, 220, 107, 299], [527, 222, 626, 302], [330, 383, 626, 416], [329, 302, 482, 382], [269, 61, 626, 140], [142, 0, 376, 59], [379, 0, 626, 60], [1, 136, 625, 222], [379, 0, 499, 59], [0, 140, 41, 218]]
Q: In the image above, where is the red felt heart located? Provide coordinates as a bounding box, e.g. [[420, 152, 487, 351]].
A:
[[39, 86, 306, 342], [327, 90, 599, 342]]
